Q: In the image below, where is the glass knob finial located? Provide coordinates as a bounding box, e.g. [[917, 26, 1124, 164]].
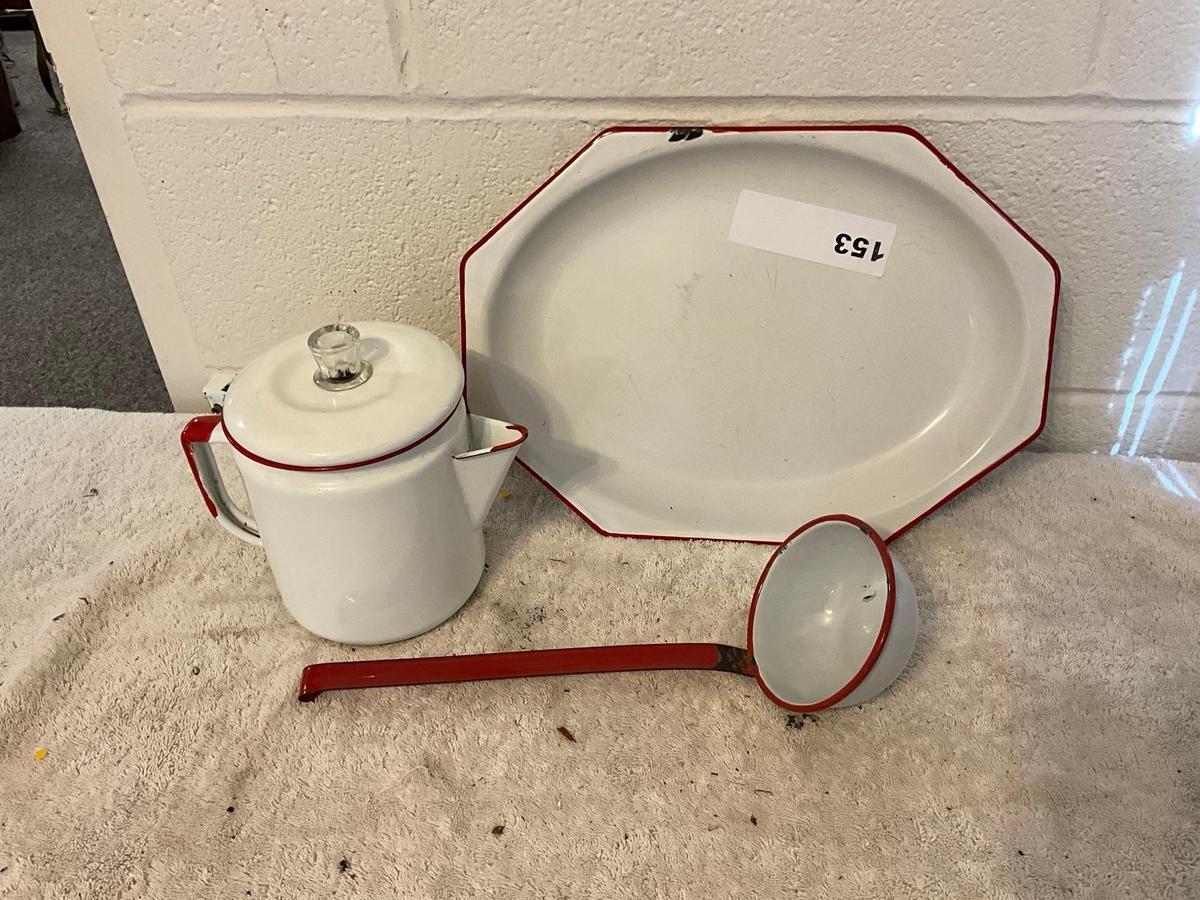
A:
[[308, 323, 373, 391]]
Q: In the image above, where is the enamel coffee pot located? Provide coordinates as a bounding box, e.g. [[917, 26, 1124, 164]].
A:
[[181, 322, 526, 644]]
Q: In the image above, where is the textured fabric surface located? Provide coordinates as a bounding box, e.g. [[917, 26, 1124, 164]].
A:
[[0, 407, 1197, 898]]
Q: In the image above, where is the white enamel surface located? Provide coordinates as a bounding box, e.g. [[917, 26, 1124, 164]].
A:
[[837, 558, 918, 709], [227, 401, 521, 644], [751, 520, 890, 706], [203, 422, 261, 545], [453, 416, 526, 528], [223, 321, 464, 468], [464, 129, 1057, 541]]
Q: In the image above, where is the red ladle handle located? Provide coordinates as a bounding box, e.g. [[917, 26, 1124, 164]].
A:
[[298, 642, 754, 701]]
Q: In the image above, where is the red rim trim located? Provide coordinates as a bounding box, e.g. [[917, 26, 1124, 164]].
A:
[[514, 457, 781, 545], [745, 514, 896, 712], [219, 400, 460, 472], [460, 124, 1060, 544], [488, 423, 529, 453]]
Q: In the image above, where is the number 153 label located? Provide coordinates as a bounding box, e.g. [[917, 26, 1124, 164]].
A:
[[728, 189, 897, 277]]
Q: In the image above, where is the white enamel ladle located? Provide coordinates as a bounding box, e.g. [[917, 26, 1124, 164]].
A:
[[299, 514, 919, 712]]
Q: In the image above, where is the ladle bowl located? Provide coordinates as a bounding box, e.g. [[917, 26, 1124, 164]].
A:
[[298, 514, 919, 712]]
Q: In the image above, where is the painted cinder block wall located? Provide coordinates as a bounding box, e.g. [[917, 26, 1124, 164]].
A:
[[33, 0, 1200, 459]]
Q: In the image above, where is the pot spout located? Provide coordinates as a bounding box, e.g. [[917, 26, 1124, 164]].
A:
[[452, 415, 529, 528]]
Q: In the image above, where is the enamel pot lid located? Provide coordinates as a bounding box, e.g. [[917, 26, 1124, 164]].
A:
[[221, 322, 464, 470]]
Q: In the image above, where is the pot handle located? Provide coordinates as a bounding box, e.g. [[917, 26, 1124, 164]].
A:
[[181, 415, 262, 546]]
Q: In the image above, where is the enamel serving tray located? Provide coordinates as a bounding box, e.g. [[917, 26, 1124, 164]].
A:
[[461, 125, 1059, 543]]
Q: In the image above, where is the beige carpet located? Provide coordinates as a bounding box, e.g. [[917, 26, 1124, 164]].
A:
[[0, 407, 1197, 898]]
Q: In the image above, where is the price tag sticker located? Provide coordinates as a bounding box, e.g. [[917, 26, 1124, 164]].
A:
[[728, 189, 898, 277]]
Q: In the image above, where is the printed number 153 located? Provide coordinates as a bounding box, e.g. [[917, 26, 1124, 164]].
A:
[[834, 233, 885, 262]]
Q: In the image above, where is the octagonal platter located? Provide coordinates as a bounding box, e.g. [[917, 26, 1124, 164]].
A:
[[461, 125, 1059, 542]]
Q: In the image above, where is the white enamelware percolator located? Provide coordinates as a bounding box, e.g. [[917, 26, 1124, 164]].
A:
[[181, 321, 526, 645]]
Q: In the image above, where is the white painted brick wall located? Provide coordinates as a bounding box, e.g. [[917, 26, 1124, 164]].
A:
[[410, 0, 1102, 97], [85, 0, 406, 94], [37, 0, 1200, 460], [1092, 0, 1200, 98]]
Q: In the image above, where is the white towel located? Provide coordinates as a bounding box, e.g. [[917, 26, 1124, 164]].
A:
[[1, 407, 1197, 897]]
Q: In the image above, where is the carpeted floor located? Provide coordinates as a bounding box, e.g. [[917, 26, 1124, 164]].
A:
[[0, 407, 1197, 898], [0, 29, 169, 411]]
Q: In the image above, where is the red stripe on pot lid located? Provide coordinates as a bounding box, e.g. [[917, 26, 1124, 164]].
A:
[[220, 322, 464, 470]]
